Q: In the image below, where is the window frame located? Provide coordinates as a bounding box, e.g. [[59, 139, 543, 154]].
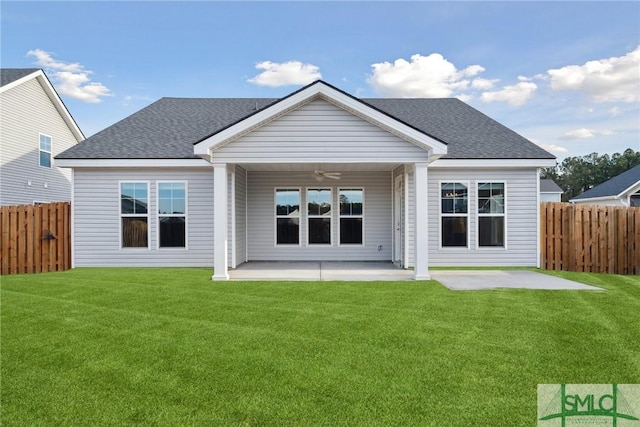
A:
[[306, 187, 333, 246], [156, 180, 188, 250], [476, 181, 507, 249], [119, 180, 150, 250], [39, 133, 52, 168], [274, 187, 301, 246], [439, 180, 470, 250], [338, 187, 365, 246]]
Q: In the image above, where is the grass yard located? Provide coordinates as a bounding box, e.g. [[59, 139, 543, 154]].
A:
[[1, 268, 639, 426]]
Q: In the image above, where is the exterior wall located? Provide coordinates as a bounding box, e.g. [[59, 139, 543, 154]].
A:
[[246, 170, 392, 261], [73, 167, 214, 267], [572, 197, 625, 206], [0, 77, 78, 205], [540, 192, 562, 202], [211, 99, 429, 164], [425, 167, 540, 267]]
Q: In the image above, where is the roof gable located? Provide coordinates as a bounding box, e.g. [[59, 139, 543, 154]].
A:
[[194, 80, 448, 161], [0, 68, 84, 142], [540, 179, 563, 193], [572, 164, 640, 200]]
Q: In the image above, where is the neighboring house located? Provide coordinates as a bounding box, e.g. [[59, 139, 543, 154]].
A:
[[56, 80, 555, 279], [540, 179, 564, 202], [571, 164, 640, 207], [0, 68, 84, 205]]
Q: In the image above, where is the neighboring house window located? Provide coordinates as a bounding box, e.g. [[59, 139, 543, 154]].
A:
[[631, 192, 640, 207], [158, 182, 186, 248], [339, 188, 364, 245], [276, 189, 300, 245], [478, 182, 505, 247], [120, 182, 149, 248], [441, 182, 468, 247], [39, 134, 52, 168], [308, 188, 332, 245]]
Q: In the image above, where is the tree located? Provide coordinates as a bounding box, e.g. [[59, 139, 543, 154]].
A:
[[540, 149, 640, 201]]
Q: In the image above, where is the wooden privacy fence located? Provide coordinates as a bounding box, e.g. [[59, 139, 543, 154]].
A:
[[0, 202, 71, 275], [541, 202, 640, 275]]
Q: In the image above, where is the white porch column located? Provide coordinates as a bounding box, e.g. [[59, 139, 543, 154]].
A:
[[212, 163, 229, 280], [414, 162, 430, 280]]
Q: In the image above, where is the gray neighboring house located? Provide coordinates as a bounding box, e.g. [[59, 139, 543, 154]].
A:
[[0, 68, 84, 205], [56, 80, 556, 279], [540, 179, 564, 202], [571, 164, 640, 207]]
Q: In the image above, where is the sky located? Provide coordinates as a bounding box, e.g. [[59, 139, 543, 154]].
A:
[[1, 1, 639, 161]]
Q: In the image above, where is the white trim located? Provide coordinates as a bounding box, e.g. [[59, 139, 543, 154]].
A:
[[274, 187, 302, 247], [337, 187, 365, 247], [118, 180, 151, 250], [430, 158, 556, 168], [195, 81, 447, 158], [55, 158, 213, 168], [618, 180, 640, 200], [155, 180, 188, 250], [0, 70, 84, 142], [306, 187, 333, 246], [245, 169, 249, 263], [403, 166, 409, 268], [475, 181, 507, 250]]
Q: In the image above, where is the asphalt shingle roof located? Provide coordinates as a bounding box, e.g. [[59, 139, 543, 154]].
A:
[[572, 164, 640, 200], [57, 85, 555, 160], [0, 68, 39, 87], [540, 179, 563, 193]]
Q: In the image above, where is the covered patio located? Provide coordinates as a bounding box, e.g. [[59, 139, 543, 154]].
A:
[[229, 261, 413, 281]]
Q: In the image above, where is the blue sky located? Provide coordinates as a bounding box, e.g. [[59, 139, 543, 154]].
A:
[[2, 1, 639, 161]]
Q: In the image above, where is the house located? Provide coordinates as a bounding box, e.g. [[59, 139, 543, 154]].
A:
[[571, 164, 640, 206], [539, 179, 564, 202], [56, 80, 555, 280], [0, 68, 84, 205]]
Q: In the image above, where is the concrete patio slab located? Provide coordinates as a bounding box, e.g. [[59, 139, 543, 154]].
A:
[[228, 261, 413, 281], [430, 270, 603, 291]]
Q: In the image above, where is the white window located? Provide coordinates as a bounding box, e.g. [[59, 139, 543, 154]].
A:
[[307, 188, 332, 245], [275, 189, 300, 245], [158, 182, 187, 248], [440, 182, 468, 247], [39, 134, 52, 168], [478, 182, 505, 247], [120, 182, 149, 248], [339, 188, 364, 245]]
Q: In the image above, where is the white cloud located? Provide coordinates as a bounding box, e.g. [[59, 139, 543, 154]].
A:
[[27, 49, 112, 103], [480, 81, 538, 106], [547, 46, 640, 103], [531, 139, 568, 154], [248, 61, 321, 87], [561, 127, 615, 140], [367, 53, 485, 98], [471, 78, 498, 90]]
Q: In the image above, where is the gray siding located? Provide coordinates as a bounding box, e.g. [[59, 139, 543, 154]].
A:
[[246, 170, 392, 261], [425, 168, 539, 267], [73, 168, 214, 267], [212, 99, 429, 164], [0, 77, 78, 205]]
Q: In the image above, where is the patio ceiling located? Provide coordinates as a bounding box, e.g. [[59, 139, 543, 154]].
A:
[[236, 162, 404, 172]]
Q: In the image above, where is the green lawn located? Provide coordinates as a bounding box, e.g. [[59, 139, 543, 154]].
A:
[[1, 269, 639, 426]]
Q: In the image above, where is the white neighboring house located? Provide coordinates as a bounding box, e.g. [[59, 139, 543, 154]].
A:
[[571, 164, 640, 207], [0, 68, 84, 205], [540, 179, 564, 202], [56, 80, 556, 279]]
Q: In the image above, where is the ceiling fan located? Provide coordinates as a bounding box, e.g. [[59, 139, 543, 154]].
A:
[[313, 170, 341, 182]]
